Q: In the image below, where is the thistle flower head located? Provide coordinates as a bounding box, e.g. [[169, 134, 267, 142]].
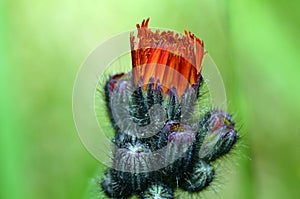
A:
[[99, 18, 238, 199]]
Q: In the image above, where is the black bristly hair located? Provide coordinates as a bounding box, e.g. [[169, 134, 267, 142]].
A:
[[101, 73, 238, 199]]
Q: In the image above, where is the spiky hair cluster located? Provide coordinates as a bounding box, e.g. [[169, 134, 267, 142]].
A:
[[100, 19, 237, 199]]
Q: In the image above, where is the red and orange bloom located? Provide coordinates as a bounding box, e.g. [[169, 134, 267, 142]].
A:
[[130, 18, 205, 100]]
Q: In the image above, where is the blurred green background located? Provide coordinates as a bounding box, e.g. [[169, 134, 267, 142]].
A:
[[1, 0, 300, 199]]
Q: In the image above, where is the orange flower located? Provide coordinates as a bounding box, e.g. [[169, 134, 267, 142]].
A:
[[130, 18, 206, 99]]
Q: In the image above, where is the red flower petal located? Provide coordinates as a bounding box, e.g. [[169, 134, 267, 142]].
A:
[[130, 18, 206, 99]]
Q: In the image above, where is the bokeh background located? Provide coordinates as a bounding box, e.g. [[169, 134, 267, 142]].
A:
[[1, 0, 300, 199]]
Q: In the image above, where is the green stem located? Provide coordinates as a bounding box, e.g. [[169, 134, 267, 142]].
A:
[[0, 1, 23, 198]]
